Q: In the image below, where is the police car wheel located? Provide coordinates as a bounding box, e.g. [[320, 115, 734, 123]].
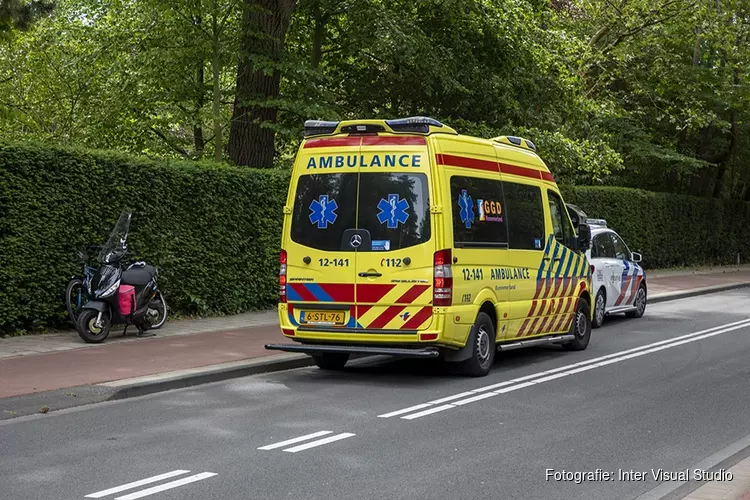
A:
[[459, 312, 496, 377], [592, 289, 606, 329], [563, 298, 591, 351], [311, 353, 349, 371], [626, 283, 647, 319]]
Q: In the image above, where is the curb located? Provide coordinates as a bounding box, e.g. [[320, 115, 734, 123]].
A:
[[90, 282, 750, 402], [104, 353, 313, 400], [649, 282, 750, 304]]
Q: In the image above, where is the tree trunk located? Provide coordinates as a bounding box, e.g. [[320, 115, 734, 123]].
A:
[[713, 108, 738, 198], [692, 26, 702, 66], [228, 0, 297, 167], [194, 62, 205, 157], [311, 15, 325, 69], [211, 0, 223, 162]]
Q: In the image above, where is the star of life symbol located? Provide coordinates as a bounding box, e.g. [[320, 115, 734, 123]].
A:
[[458, 189, 474, 228], [309, 195, 338, 229], [377, 194, 409, 229]]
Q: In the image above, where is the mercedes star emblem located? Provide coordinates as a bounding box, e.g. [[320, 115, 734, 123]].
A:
[[350, 234, 362, 248]]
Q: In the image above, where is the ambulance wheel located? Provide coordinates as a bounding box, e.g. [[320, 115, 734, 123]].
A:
[[563, 298, 591, 351], [626, 283, 647, 318], [592, 288, 606, 329], [459, 312, 496, 377], [312, 353, 349, 371]]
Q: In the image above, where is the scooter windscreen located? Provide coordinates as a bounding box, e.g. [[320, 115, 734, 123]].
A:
[[98, 209, 132, 264], [92, 265, 122, 299]]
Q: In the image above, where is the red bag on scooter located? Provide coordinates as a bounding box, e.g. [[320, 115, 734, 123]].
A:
[[118, 285, 136, 316]]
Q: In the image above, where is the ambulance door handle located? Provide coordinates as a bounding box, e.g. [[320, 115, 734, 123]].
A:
[[359, 272, 382, 278]]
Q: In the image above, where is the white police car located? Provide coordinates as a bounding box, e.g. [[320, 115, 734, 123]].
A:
[[586, 219, 647, 328]]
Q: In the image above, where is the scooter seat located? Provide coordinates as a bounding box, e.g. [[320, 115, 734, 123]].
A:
[[122, 265, 156, 286]]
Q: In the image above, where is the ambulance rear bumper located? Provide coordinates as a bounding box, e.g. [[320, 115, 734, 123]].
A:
[[265, 343, 440, 358]]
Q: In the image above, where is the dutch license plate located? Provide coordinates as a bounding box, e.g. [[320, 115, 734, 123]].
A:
[[300, 310, 345, 325]]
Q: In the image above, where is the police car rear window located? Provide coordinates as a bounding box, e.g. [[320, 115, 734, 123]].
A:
[[290, 173, 430, 251]]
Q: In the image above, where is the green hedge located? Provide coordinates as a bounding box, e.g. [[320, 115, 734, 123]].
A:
[[0, 142, 290, 332], [561, 186, 750, 269], [2, 142, 750, 332]]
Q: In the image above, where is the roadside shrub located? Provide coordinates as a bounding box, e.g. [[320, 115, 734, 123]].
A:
[[561, 186, 750, 269], [0, 142, 290, 332], [2, 142, 749, 331]]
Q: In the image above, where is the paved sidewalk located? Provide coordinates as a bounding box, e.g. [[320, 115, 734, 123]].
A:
[[681, 455, 750, 500], [1, 266, 749, 403]]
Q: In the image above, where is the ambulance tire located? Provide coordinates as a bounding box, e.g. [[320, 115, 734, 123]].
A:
[[458, 312, 496, 377], [592, 288, 606, 329], [563, 298, 591, 351], [311, 353, 350, 371], [626, 283, 647, 318]]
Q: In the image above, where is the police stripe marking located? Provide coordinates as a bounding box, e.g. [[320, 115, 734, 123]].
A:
[[615, 261, 632, 306]]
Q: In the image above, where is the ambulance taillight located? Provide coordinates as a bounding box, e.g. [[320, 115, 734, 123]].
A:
[[279, 250, 287, 303], [433, 249, 453, 306]]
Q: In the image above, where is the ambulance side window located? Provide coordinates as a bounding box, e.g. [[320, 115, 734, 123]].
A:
[[547, 191, 576, 250], [503, 181, 545, 250], [449, 175, 508, 247]]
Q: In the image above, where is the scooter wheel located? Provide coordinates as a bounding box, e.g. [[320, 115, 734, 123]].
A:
[[76, 309, 111, 344]]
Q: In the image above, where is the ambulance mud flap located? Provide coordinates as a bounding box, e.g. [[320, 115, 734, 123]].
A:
[[265, 343, 440, 358]]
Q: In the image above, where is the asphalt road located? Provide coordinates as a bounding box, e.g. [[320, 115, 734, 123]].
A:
[[2, 290, 750, 500]]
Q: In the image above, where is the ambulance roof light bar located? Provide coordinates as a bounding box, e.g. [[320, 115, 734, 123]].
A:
[[304, 116, 454, 137], [385, 116, 444, 133], [304, 120, 339, 137], [492, 135, 537, 153]]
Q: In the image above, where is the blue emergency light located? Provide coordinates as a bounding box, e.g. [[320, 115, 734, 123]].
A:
[[304, 120, 339, 137], [385, 116, 445, 133]]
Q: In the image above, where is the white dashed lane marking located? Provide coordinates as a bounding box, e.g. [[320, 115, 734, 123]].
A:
[[84, 470, 216, 499], [283, 433, 356, 453], [258, 430, 356, 453]]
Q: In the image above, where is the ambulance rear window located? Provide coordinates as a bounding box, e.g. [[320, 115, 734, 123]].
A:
[[290, 173, 430, 251], [357, 173, 431, 251], [291, 173, 358, 251]]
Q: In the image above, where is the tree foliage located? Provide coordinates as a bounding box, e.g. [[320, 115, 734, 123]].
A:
[[1, 0, 749, 198]]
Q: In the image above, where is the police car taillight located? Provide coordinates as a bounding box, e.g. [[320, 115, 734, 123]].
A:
[[433, 249, 453, 306], [279, 250, 287, 303]]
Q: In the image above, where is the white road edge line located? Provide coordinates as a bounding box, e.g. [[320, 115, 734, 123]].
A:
[[258, 430, 333, 450], [85, 470, 191, 498], [114, 472, 217, 500], [395, 319, 750, 420], [381, 318, 750, 418], [283, 433, 356, 453]]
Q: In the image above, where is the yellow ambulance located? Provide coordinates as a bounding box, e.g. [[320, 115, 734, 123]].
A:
[[266, 117, 593, 376]]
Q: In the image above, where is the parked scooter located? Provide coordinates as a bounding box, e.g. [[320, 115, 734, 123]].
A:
[[75, 209, 167, 343]]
